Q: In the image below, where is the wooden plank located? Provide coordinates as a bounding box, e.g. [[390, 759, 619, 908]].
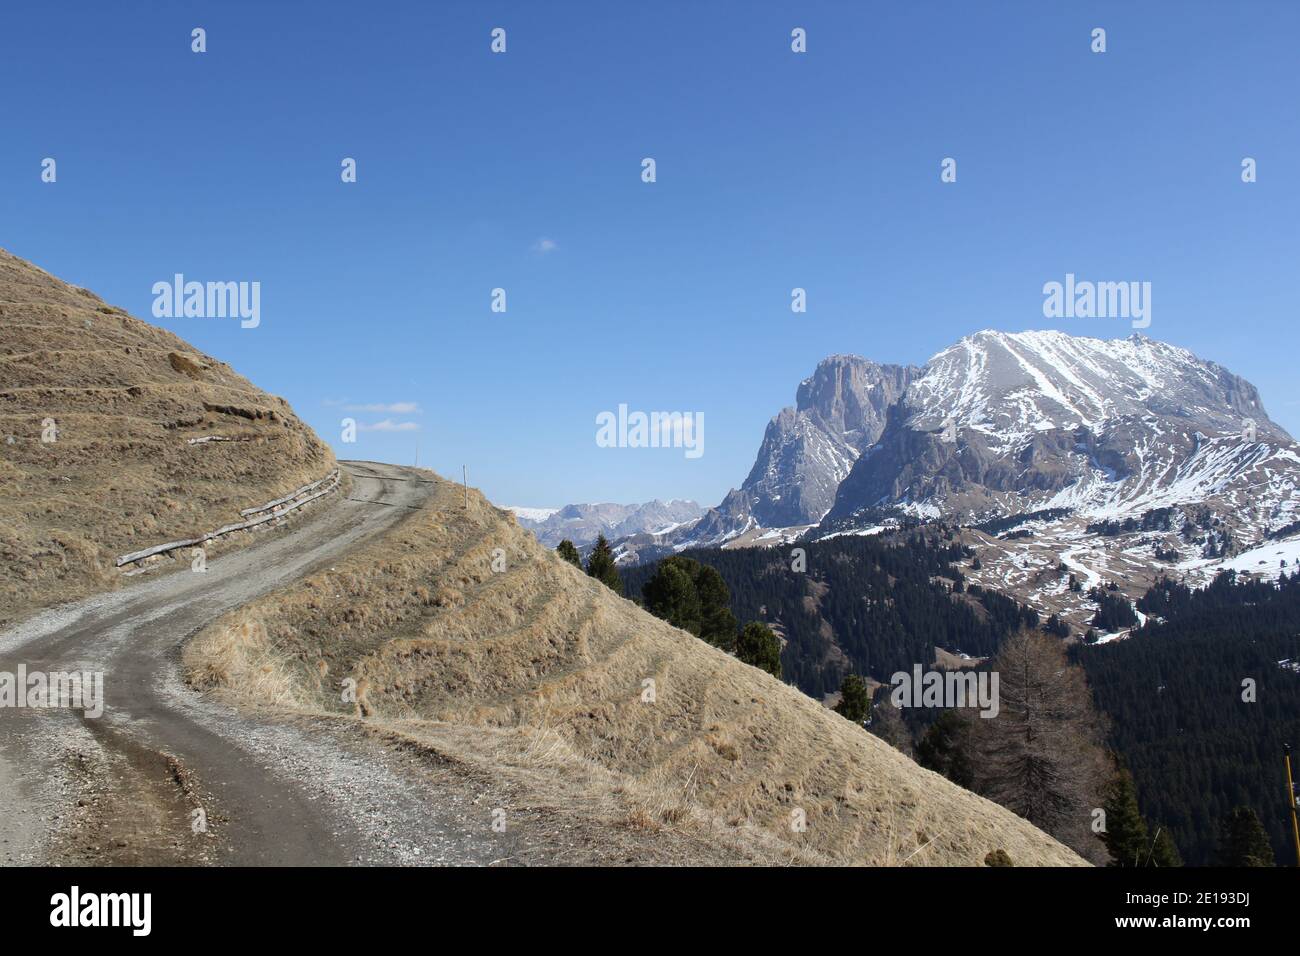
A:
[[115, 535, 206, 566], [240, 470, 339, 516], [115, 471, 341, 566]]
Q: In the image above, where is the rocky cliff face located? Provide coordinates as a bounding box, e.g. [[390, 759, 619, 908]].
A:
[[741, 355, 919, 526]]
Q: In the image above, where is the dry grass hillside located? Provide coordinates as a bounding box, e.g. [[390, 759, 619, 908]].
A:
[[0, 248, 336, 627], [187, 473, 1087, 866]]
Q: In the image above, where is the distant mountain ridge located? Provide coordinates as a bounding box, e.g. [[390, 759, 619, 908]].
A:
[[510, 499, 703, 548]]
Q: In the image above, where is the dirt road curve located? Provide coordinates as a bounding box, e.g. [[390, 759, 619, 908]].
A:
[[0, 461, 511, 866]]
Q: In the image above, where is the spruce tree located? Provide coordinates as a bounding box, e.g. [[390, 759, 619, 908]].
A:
[[834, 674, 871, 725], [556, 539, 582, 568], [694, 563, 738, 649], [642, 558, 701, 631], [736, 621, 782, 678], [1214, 807, 1275, 866], [1150, 826, 1183, 867], [584, 534, 623, 595], [1100, 769, 1150, 866], [641, 556, 736, 651]]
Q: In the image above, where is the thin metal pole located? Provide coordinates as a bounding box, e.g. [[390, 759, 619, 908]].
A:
[[1285, 745, 1300, 867], [462, 465, 468, 510]]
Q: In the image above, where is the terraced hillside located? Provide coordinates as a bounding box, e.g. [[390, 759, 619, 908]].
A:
[[186, 472, 1086, 866], [0, 248, 337, 627]]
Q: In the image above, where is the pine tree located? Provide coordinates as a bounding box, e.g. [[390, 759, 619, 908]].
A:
[[556, 539, 582, 568], [642, 558, 701, 631], [1092, 591, 1138, 630], [834, 674, 871, 725], [584, 534, 623, 595], [1150, 826, 1183, 867], [1214, 807, 1275, 866], [1100, 769, 1150, 866], [693, 562, 738, 649], [641, 555, 737, 651], [736, 621, 781, 678]]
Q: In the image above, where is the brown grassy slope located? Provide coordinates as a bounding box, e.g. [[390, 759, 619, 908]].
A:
[[187, 474, 1087, 866], [0, 248, 335, 626]]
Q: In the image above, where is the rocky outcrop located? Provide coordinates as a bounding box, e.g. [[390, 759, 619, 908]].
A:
[[741, 355, 919, 526]]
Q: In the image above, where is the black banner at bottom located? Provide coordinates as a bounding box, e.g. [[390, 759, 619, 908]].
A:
[[0, 865, 1285, 941]]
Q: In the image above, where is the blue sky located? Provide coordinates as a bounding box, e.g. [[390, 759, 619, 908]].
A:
[[3, 1, 1297, 508]]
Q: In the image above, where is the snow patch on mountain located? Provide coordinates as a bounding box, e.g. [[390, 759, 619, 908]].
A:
[[514, 499, 705, 549], [507, 506, 560, 522]]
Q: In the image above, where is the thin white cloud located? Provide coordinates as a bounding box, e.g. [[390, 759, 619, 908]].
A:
[[531, 237, 558, 255], [359, 419, 420, 432]]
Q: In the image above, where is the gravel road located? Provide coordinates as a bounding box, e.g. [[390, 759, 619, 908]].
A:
[[0, 461, 517, 866]]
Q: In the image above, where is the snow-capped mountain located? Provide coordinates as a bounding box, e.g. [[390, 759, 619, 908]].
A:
[[510, 499, 703, 548], [802, 329, 1300, 632], [606, 355, 917, 563], [824, 330, 1295, 529], [611, 331, 1300, 607]]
